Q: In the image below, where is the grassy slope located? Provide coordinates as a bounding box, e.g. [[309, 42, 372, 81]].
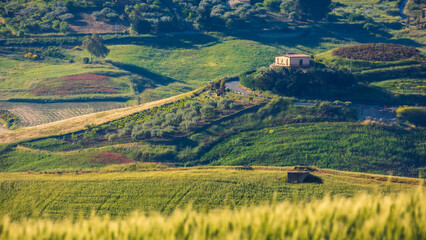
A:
[[0, 167, 423, 220], [314, 50, 422, 72], [0, 103, 423, 177], [0, 56, 132, 100], [105, 40, 280, 86], [77, 38, 282, 101], [201, 123, 426, 177], [0, 146, 109, 171], [371, 78, 426, 95]]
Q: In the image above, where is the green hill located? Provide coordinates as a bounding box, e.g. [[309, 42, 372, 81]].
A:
[[201, 122, 426, 177]]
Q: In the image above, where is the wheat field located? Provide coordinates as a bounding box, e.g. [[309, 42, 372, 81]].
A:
[[0, 190, 424, 240]]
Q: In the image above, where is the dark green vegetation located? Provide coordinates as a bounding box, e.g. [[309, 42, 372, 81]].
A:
[[0, 167, 422, 220], [240, 65, 425, 105], [396, 106, 426, 126], [0, 0, 332, 37], [281, 0, 332, 20], [404, 0, 426, 28], [82, 33, 110, 62], [240, 67, 356, 100], [0, 110, 20, 129]]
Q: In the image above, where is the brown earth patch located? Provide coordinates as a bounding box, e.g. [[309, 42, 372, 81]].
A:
[[332, 43, 423, 61], [30, 74, 120, 96], [69, 13, 129, 34]]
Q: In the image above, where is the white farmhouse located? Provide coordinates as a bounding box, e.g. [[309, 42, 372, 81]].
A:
[[272, 53, 311, 68]]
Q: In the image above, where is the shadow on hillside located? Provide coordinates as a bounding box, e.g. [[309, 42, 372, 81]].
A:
[[109, 61, 181, 86], [223, 22, 423, 52], [105, 32, 220, 49], [304, 174, 323, 184]]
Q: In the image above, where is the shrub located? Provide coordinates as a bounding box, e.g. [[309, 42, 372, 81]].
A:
[[83, 57, 90, 64], [263, 0, 281, 12], [0, 110, 21, 129], [396, 106, 426, 126], [107, 133, 118, 141]]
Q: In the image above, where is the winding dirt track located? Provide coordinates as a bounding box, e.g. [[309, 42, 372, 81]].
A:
[[0, 91, 192, 144]]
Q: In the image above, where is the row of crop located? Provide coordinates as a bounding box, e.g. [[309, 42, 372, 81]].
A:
[[0, 191, 424, 239]]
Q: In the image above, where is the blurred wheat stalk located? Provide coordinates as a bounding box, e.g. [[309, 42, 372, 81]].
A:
[[1, 189, 425, 240]]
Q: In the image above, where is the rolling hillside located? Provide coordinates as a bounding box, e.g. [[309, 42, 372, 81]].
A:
[[0, 90, 193, 143], [0, 166, 423, 220]]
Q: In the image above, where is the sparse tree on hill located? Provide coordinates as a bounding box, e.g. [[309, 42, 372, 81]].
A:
[[82, 33, 110, 63], [292, 0, 331, 21]]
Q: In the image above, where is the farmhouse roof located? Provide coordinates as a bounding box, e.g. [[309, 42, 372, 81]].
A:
[[276, 54, 310, 58]]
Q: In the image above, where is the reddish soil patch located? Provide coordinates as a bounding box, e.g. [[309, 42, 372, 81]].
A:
[[70, 13, 129, 34], [91, 152, 137, 165], [332, 43, 423, 61], [30, 74, 120, 96]]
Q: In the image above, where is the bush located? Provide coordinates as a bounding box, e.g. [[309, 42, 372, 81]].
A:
[[0, 110, 21, 129], [107, 133, 118, 141], [396, 106, 426, 126], [263, 0, 281, 12], [59, 22, 69, 33], [83, 57, 90, 64], [240, 67, 355, 98]]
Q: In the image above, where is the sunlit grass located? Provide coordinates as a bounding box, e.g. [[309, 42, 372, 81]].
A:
[[1, 189, 424, 239], [371, 78, 426, 95]]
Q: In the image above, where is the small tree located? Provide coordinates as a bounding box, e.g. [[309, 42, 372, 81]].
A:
[[82, 33, 110, 63], [263, 0, 281, 12], [292, 0, 331, 21]]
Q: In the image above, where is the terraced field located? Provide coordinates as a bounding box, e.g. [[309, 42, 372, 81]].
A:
[[0, 101, 127, 127]]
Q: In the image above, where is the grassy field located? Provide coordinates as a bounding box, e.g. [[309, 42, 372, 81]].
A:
[[0, 56, 133, 101], [0, 167, 423, 220], [66, 38, 283, 100], [314, 50, 423, 72], [371, 78, 426, 95], [201, 123, 426, 177], [314, 47, 425, 103], [1, 190, 425, 239], [105, 40, 281, 85]]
